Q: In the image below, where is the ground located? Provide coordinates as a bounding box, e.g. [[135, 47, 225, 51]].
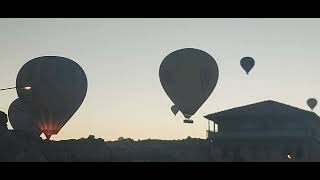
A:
[[0, 130, 211, 162]]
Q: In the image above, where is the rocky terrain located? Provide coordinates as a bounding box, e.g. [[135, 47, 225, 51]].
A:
[[0, 129, 211, 162]]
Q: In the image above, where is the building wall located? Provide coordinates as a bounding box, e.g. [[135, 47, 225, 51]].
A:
[[208, 110, 320, 161], [209, 138, 320, 162], [217, 116, 312, 133]]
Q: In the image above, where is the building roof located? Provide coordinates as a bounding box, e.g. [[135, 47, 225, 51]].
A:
[[204, 100, 320, 123]]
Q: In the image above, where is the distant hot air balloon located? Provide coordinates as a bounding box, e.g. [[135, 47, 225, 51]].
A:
[[171, 105, 179, 116], [240, 57, 255, 75], [16, 56, 88, 139], [159, 48, 219, 124], [8, 98, 42, 137], [307, 98, 317, 111]]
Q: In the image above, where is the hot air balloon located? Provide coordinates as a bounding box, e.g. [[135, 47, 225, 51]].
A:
[[0, 111, 8, 125], [171, 105, 179, 116], [240, 57, 255, 75], [159, 48, 219, 124], [16, 56, 88, 139], [307, 98, 317, 111], [8, 98, 42, 137]]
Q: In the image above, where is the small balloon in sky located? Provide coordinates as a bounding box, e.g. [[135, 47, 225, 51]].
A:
[[240, 57, 255, 75], [307, 98, 317, 111], [171, 105, 179, 116]]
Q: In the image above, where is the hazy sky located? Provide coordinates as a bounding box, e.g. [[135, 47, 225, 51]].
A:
[[1, 18, 320, 141]]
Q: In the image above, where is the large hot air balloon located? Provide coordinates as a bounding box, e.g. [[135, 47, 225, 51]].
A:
[[8, 98, 42, 137], [240, 57, 255, 75], [171, 105, 179, 116], [159, 48, 219, 123], [16, 56, 88, 139], [307, 98, 317, 111]]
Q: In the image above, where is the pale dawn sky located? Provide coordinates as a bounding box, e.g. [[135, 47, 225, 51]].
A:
[[0, 18, 319, 141]]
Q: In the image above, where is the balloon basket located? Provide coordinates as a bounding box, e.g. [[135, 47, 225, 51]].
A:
[[184, 119, 193, 124]]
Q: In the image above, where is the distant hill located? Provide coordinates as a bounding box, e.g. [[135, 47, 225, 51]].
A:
[[0, 131, 210, 162]]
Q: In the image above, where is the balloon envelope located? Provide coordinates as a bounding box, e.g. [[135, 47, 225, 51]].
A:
[[171, 105, 179, 116], [307, 98, 317, 111], [240, 57, 255, 74], [8, 98, 42, 137], [16, 56, 88, 139], [159, 48, 219, 119]]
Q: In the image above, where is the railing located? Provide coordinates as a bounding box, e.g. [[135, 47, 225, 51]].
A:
[[207, 129, 316, 140]]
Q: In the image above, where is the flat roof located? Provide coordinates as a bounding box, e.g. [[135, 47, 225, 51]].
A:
[[204, 100, 320, 124]]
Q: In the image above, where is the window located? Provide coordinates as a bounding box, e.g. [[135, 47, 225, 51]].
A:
[[222, 146, 228, 159], [251, 146, 257, 160], [296, 146, 304, 159], [266, 146, 272, 160], [232, 146, 242, 162]]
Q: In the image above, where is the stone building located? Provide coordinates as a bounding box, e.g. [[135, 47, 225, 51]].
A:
[[205, 100, 320, 162]]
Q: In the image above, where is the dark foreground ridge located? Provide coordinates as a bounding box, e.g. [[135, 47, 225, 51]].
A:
[[0, 130, 210, 162]]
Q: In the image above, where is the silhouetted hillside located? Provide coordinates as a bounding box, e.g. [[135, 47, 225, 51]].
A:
[[0, 130, 210, 162]]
